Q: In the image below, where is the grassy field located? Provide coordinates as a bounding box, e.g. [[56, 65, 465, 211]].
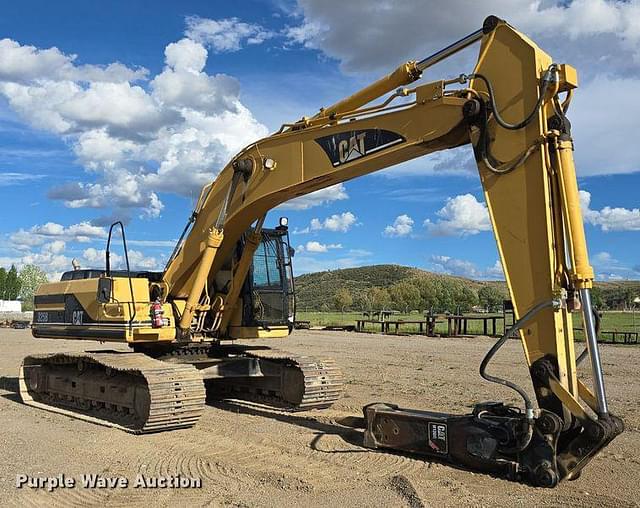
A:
[[573, 311, 640, 342], [296, 310, 640, 343]]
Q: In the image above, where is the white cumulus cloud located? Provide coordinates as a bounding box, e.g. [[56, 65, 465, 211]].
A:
[[4, 223, 169, 280], [280, 183, 349, 210], [591, 251, 640, 280], [383, 214, 414, 237], [0, 31, 269, 219], [163, 38, 208, 73], [185, 16, 274, 53], [0, 38, 147, 83], [82, 247, 161, 271], [10, 221, 107, 250], [285, 0, 640, 73], [308, 211, 357, 233], [430, 255, 504, 280], [42, 240, 66, 255], [284, 1, 640, 178], [425, 194, 491, 236], [580, 190, 640, 231], [298, 241, 343, 253]]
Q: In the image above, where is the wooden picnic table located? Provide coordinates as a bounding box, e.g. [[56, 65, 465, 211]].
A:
[[445, 314, 504, 337], [355, 316, 441, 336], [361, 310, 400, 321]]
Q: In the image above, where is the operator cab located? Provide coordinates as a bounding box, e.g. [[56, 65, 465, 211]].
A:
[[241, 224, 295, 331]]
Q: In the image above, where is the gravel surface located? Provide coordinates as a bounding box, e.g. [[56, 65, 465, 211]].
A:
[[1, 328, 638, 507]]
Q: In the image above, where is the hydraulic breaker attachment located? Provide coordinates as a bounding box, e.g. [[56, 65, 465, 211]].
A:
[[364, 402, 563, 487], [363, 394, 623, 486]]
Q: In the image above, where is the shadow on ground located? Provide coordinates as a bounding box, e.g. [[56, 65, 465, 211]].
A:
[[0, 376, 21, 402], [207, 397, 510, 485], [208, 398, 367, 451]]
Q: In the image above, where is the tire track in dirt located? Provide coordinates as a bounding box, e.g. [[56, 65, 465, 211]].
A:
[[140, 443, 242, 480], [133, 434, 322, 495], [17, 481, 208, 508], [308, 431, 428, 478], [194, 402, 431, 481], [19, 484, 113, 508], [128, 411, 429, 497]]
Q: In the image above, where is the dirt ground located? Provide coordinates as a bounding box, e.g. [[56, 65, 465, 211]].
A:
[[1, 328, 638, 507]]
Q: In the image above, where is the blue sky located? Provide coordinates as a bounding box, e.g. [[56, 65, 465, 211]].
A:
[[0, 0, 639, 281]]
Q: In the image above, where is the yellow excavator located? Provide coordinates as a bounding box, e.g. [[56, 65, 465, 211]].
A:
[[22, 16, 623, 487]]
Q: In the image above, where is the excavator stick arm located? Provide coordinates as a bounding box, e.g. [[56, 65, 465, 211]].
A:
[[361, 19, 623, 485]]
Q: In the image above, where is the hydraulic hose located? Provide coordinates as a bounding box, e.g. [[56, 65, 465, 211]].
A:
[[480, 135, 545, 175], [466, 64, 557, 131], [479, 299, 557, 451], [462, 66, 557, 175]]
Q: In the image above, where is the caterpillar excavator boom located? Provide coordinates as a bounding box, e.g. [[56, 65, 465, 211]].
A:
[[23, 16, 622, 486]]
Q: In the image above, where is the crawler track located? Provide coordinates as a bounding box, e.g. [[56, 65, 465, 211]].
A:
[[208, 349, 344, 410], [19, 352, 206, 434]]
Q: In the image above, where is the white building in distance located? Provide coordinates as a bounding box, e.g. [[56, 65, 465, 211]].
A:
[[0, 300, 22, 312]]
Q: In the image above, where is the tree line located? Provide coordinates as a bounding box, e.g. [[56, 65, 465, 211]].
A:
[[0, 265, 21, 300], [590, 285, 640, 311], [333, 279, 507, 314], [331, 280, 640, 314], [0, 264, 49, 311]]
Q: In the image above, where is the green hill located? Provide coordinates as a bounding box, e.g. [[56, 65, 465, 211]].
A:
[[293, 264, 640, 312], [294, 264, 492, 312]]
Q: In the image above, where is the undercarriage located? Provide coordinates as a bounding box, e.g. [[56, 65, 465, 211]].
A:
[[151, 344, 344, 410], [19, 344, 344, 434]]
